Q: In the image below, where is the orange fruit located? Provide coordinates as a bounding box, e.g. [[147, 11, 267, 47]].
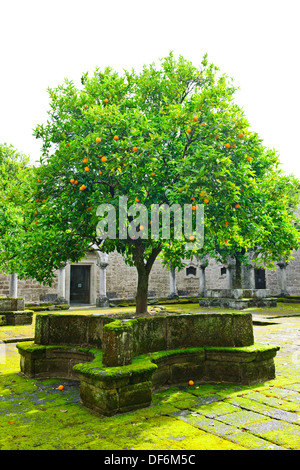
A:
[[204, 198, 209, 203], [179, 188, 183, 192], [99, 170, 102, 175], [84, 166, 90, 172], [193, 116, 198, 122], [246, 156, 252, 162], [238, 133, 244, 138], [200, 122, 206, 127], [189, 236, 195, 241], [188, 380, 194, 386], [192, 205, 196, 211], [87, 207, 92, 211], [132, 146, 138, 152], [235, 204, 241, 209], [79, 184, 87, 191], [34, 221, 38, 225], [83, 105, 88, 109], [200, 192, 205, 197], [70, 178, 75, 183], [225, 143, 231, 148], [114, 135, 119, 141], [151, 172, 155, 177], [231, 144, 236, 148], [135, 197, 139, 203], [225, 221, 229, 227], [140, 225, 144, 230], [104, 98, 109, 103], [74, 180, 78, 185], [101, 156, 107, 163], [191, 197, 195, 201], [187, 129, 191, 134], [82, 158, 88, 163], [58, 385, 64, 391], [96, 137, 101, 143]]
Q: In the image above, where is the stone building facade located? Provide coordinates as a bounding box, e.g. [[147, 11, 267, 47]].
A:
[[1, 247, 300, 304]]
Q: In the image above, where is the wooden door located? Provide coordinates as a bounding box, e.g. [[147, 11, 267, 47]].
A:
[[70, 265, 91, 303]]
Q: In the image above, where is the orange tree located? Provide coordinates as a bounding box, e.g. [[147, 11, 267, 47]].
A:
[[16, 53, 300, 312], [0, 144, 33, 275]]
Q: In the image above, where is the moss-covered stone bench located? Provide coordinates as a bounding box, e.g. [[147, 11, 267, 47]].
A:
[[0, 298, 33, 325], [17, 311, 279, 416]]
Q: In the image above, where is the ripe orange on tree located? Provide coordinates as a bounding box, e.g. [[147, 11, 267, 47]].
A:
[[74, 180, 78, 185], [151, 172, 155, 176], [101, 156, 107, 163], [82, 157, 88, 163], [238, 132, 244, 138], [204, 198, 209, 203], [70, 178, 75, 183], [189, 236, 195, 241], [247, 156, 252, 162], [99, 170, 103, 175], [225, 143, 231, 148], [84, 166, 90, 172], [104, 98, 109, 103], [114, 135, 119, 141], [200, 122, 206, 127], [193, 116, 198, 122], [96, 137, 101, 143], [132, 146, 138, 152], [135, 197, 140, 203], [235, 203, 241, 209], [186, 128, 191, 134]]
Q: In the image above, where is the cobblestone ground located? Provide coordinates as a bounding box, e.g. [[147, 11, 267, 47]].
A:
[[0, 304, 300, 450]]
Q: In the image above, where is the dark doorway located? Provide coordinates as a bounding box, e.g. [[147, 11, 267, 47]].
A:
[[70, 265, 91, 304], [255, 268, 266, 289]]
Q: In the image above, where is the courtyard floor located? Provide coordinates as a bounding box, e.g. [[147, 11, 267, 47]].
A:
[[1, 302, 300, 451]]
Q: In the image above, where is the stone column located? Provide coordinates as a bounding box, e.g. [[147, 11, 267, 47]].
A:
[[96, 253, 110, 307], [198, 257, 208, 295], [9, 272, 18, 298], [169, 267, 177, 298], [277, 261, 289, 297], [226, 264, 234, 289], [57, 264, 68, 304]]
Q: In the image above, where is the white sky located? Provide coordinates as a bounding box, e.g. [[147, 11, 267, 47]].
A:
[[1, 0, 299, 178]]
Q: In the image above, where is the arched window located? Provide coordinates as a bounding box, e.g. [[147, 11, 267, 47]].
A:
[[186, 266, 197, 277]]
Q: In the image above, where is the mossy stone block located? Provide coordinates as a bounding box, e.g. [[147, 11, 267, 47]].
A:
[[132, 316, 167, 355], [0, 298, 24, 312], [118, 381, 152, 413], [79, 379, 119, 416], [102, 320, 133, 366]]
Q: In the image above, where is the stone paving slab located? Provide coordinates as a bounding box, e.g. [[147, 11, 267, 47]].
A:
[[1, 307, 300, 450]]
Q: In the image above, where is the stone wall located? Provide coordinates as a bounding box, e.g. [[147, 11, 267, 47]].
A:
[[2, 247, 300, 302]]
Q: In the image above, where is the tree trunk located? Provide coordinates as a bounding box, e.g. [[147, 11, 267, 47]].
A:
[[234, 251, 245, 289], [133, 241, 162, 315], [136, 266, 149, 314]]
